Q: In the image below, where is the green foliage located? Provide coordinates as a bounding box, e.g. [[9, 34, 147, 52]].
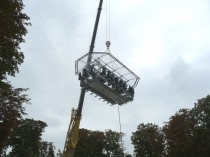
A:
[[191, 95, 210, 156], [131, 95, 210, 157], [162, 95, 210, 157], [75, 129, 106, 157], [0, 0, 31, 154], [75, 128, 124, 157], [0, 82, 30, 153], [0, 0, 31, 80], [8, 118, 48, 157], [103, 129, 124, 157], [0, 124, 57, 157], [0, 1, 56, 157], [163, 109, 196, 157], [40, 141, 56, 157], [56, 149, 63, 157], [131, 123, 164, 157]]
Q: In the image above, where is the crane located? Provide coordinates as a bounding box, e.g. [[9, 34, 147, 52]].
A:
[[63, 0, 104, 156], [63, 108, 80, 157], [63, 0, 140, 156]]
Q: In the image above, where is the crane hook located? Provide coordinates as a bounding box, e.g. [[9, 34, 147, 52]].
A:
[[106, 40, 111, 51]]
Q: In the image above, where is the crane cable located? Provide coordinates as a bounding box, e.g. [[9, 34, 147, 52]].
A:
[[117, 105, 123, 149], [106, 0, 111, 51], [106, 0, 123, 149]]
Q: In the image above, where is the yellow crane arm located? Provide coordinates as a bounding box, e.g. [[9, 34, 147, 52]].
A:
[[63, 109, 81, 157]]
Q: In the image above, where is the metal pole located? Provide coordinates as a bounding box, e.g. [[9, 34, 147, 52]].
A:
[[77, 88, 86, 116], [77, 0, 103, 116], [86, 0, 104, 67]]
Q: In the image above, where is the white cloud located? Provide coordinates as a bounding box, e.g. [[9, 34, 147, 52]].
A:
[[12, 0, 210, 153]]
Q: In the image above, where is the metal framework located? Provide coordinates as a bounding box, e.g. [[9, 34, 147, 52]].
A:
[[75, 52, 140, 105]]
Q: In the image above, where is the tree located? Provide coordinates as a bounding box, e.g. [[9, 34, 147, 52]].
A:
[[163, 109, 196, 157], [75, 128, 106, 157], [0, 0, 30, 153], [163, 96, 210, 157], [0, 82, 30, 153], [191, 95, 210, 156], [39, 141, 56, 157], [74, 129, 125, 157], [0, 0, 30, 80], [8, 118, 47, 157], [131, 123, 164, 157], [103, 129, 124, 157], [56, 149, 63, 157]]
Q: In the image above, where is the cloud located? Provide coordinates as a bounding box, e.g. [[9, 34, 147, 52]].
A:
[[11, 0, 210, 153], [168, 57, 192, 91]]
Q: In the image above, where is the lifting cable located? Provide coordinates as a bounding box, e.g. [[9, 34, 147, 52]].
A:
[[106, 0, 111, 51], [117, 105, 123, 149], [106, 0, 123, 149]]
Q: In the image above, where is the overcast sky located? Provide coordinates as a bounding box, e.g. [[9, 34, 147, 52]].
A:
[[10, 0, 210, 154]]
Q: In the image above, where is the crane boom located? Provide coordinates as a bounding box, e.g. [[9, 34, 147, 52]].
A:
[[63, 109, 80, 157], [63, 1, 104, 156]]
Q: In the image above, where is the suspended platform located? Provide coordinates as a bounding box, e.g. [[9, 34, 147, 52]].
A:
[[75, 52, 140, 105]]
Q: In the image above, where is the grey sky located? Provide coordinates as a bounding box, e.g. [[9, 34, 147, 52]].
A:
[[10, 0, 210, 153]]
